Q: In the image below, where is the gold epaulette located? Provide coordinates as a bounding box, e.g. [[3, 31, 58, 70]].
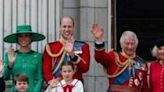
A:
[[53, 50, 66, 74], [46, 44, 64, 57], [103, 62, 130, 78], [103, 52, 131, 78]]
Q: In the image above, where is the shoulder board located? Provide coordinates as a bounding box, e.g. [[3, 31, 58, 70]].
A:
[[46, 41, 64, 57]]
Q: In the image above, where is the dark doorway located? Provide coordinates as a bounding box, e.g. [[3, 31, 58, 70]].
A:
[[116, 0, 164, 61]]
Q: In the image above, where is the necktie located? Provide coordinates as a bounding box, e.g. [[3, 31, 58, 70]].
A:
[[63, 84, 74, 92]]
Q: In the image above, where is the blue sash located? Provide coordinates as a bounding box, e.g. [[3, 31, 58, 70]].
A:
[[53, 40, 85, 77], [112, 56, 145, 85], [53, 54, 68, 77]]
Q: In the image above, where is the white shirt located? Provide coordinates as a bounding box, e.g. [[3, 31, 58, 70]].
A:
[[45, 79, 84, 92]]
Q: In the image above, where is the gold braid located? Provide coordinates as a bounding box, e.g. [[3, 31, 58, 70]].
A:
[[45, 43, 66, 74], [46, 44, 64, 57], [53, 50, 66, 74], [104, 52, 133, 78]]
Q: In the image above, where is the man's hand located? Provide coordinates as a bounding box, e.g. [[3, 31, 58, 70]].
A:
[[65, 36, 75, 57], [91, 24, 104, 42]]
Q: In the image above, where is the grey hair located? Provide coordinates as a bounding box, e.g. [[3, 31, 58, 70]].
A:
[[151, 46, 158, 57], [120, 31, 139, 48]]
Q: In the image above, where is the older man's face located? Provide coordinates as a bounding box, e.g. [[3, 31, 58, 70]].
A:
[[122, 36, 137, 56]]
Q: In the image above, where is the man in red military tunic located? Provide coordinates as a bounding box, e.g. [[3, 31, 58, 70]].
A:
[[91, 24, 149, 92], [43, 16, 90, 87]]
